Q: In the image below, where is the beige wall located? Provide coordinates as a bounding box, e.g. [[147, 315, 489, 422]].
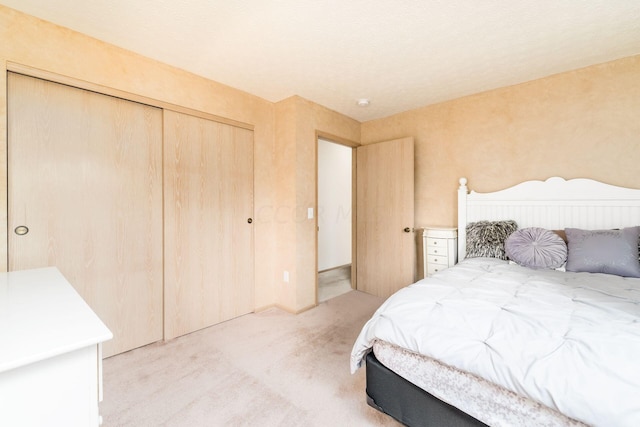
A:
[[0, 5, 358, 313], [362, 55, 640, 230], [274, 96, 359, 312]]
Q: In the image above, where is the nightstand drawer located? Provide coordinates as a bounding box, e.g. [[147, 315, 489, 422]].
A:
[[427, 263, 446, 276], [426, 237, 447, 248], [427, 254, 448, 265], [426, 245, 447, 256]]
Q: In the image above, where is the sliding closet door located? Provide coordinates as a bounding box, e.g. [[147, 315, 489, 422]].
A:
[[164, 110, 254, 340], [7, 73, 163, 357]]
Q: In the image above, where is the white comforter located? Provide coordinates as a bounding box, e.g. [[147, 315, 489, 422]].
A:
[[351, 258, 640, 427]]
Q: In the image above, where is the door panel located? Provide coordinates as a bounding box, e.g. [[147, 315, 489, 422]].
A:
[[163, 110, 254, 340], [7, 73, 163, 357], [356, 137, 415, 298]]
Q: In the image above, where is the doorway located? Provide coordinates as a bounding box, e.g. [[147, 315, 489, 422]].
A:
[[317, 138, 353, 302]]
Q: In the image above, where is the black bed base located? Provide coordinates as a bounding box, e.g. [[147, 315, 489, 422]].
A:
[[366, 351, 487, 427]]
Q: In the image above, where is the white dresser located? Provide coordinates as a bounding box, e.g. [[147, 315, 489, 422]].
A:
[[423, 227, 458, 277], [0, 267, 113, 427]]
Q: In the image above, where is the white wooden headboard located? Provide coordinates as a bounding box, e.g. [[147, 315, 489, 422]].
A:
[[457, 177, 640, 260]]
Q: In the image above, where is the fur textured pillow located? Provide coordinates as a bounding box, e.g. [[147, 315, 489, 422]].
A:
[[465, 220, 518, 260], [505, 227, 567, 269]]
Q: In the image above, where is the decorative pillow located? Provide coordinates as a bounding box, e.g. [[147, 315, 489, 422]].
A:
[[505, 227, 567, 269], [565, 226, 640, 278], [465, 220, 518, 260]]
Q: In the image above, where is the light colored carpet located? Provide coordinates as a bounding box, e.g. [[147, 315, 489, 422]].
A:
[[100, 290, 401, 427]]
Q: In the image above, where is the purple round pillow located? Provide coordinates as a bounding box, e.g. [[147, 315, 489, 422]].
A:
[[505, 227, 567, 270]]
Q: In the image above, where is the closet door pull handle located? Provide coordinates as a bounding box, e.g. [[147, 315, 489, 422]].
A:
[[15, 226, 29, 236], [247, 218, 253, 224]]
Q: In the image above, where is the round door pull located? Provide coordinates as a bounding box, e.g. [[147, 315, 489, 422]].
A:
[[404, 227, 412, 233], [15, 225, 29, 236], [247, 218, 253, 224]]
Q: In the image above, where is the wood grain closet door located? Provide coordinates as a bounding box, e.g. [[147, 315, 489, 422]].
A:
[[7, 73, 163, 357], [163, 110, 254, 340], [356, 137, 415, 298]]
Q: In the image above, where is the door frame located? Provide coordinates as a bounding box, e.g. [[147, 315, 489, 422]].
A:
[[315, 131, 360, 304]]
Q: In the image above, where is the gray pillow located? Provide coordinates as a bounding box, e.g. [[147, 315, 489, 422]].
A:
[[466, 220, 518, 260], [505, 227, 567, 270], [565, 226, 640, 278]]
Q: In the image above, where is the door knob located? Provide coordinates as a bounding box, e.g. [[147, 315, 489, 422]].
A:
[[404, 227, 412, 233], [247, 218, 253, 224]]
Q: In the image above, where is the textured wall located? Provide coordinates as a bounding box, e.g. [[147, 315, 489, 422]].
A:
[[274, 96, 359, 312], [361, 55, 640, 229]]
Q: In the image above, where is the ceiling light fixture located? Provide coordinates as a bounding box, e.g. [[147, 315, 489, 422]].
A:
[[356, 98, 370, 107]]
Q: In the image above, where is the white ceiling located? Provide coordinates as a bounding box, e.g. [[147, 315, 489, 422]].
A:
[[3, 1, 640, 122]]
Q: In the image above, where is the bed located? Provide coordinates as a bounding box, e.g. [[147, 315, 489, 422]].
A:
[[351, 177, 640, 427]]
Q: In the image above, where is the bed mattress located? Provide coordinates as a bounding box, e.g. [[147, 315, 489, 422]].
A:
[[352, 258, 640, 427]]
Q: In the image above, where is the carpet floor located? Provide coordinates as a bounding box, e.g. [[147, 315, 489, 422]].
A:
[[100, 290, 401, 427]]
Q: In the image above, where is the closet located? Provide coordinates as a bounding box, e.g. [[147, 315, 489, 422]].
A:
[[7, 73, 255, 356]]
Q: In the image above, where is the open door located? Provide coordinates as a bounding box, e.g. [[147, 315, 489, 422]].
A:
[[356, 137, 415, 298]]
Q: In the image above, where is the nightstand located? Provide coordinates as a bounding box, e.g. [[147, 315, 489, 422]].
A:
[[423, 227, 458, 277]]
